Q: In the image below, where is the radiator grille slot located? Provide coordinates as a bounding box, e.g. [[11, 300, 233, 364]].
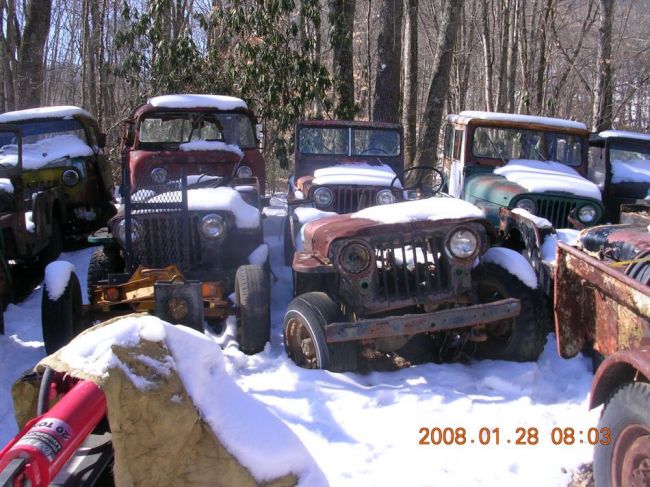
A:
[[530, 198, 577, 228]]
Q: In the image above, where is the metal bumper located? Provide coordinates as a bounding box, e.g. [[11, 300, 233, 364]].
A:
[[325, 298, 521, 343]]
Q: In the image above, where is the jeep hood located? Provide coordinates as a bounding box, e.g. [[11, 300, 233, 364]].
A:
[[129, 150, 241, 184], [0, 134, 93, 170], [579, 223, 650, 262]]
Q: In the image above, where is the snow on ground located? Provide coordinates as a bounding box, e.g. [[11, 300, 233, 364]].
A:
[[0, 198, 599, 486]]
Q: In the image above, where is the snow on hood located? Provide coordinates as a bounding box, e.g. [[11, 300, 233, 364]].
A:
[[611, 159, 650, 184], [53, 314, 325, 485], [44, 261, 76, 301], [598, 130, 650, 142], [351, 197, 484, 224], [494, 159, 602, 201], [294, 207, 337, 252], [312, 163, 401, 188], [148, 94, 248, 111], [179, 140, 244, 157], [0, 178, 13, 193], [146, 187, 259, 229], [0, 134, 94, 170], [0, 105, 92, 123], [458, 111, 587, 130]]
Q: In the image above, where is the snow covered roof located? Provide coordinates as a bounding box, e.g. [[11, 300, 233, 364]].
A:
[[179, 140, 244, 157], [351, 197, 484, 224], [0, 134, 94, 170], [611, 159, 650, 184], [494, 159, 602, 201], [312, 163, 401, 188], [148, 94, 248, 111], [597, 130, 650, 142], [456, 111, 587, 131], [146, 187, 259, 228], [0, 106, 93, 123]]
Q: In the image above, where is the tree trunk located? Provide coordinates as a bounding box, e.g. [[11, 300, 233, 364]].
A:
[[372, 0, 403, 123], [16, 0, 52, 109], [329, 0, 356, 118], [414, 0, 462, 168], [403, 0, 418, 167], [480, 0, 494, 111], [496, 0, 511, 112], [534, 0, 553, 115], [593, 0, 614, 131], [506, 0, 520, 112], [3, 0, 18, 110]]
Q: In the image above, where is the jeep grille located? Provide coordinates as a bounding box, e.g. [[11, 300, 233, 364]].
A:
[[526, 196, 576, 228], [320, 186, 396, 213]]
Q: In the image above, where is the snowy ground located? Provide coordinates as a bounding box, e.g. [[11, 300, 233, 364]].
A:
[[0, 196, 599, 486]]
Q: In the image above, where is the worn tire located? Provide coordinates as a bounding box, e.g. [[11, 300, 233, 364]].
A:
[[41, 271, 84, 354], [39, 218, 63, 265], [283, 215, 294, 267], [594, 382, 650, 486], [86, 247, 122, 299], [235, 265, 270, 354], [284, 292, 358, 372], [472, 263, 545, 362]]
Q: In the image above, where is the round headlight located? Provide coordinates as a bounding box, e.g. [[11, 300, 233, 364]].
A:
[[236, 165, 253, 178], [116, 219, 142, 244], [61, 169, 80, 187], [200, 213, 226, 239], [313, 187, 334, 208], [448, 229, 479, 259], [376, 189, 396, 205], [515, 198, 536, 214], [339, 243, 372, 274], [578, 205, 597, 223], [150, 167, 168, 184]]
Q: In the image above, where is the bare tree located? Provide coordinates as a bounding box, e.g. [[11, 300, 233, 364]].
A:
[[593, 0, 614, 131], [371, 0, 402, 122], [329, 0, 356, 118], [402, 0, 418, 166]]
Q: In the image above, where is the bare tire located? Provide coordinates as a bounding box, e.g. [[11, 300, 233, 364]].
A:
[[472, 263, 545, 362], [284, 292, 358, 372], [283, 215, 294, 266], [235, 265, 270, 354], [41, 271, 84, 354], [594, 382, 650, 487]]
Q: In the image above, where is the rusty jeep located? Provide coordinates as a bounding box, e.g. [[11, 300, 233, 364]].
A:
[[0, 106, 115, 236], [554, 211, 650, 486], [40, 95, 270, 355], [588, 129, 650, 222], [283, 195, 547, 372]]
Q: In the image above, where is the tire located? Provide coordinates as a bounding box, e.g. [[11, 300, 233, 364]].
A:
[[283, 215, 294, 267], [471, 263, 546, 362], [39, 218, 63, 265], [594, 381, 650, 487], [41, 270, 84, 354], [87, 247, 123, 299], [283, 292, 358, 372], [235, 265, 270, 354]]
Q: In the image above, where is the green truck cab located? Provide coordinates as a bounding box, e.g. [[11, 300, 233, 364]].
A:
[[442, 111, 604, 230]]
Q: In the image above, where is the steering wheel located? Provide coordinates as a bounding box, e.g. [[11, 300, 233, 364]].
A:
[[390, 165, 445, 196], [360, 147, 390, 155]]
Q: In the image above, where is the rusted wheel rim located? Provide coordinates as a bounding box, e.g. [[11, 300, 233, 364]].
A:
[[285, 317, 318, 368], [612, 424, 650, 487]]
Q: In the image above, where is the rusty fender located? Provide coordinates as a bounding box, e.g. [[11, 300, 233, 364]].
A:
[[325, 298, 520, 343], [589, 347, 650, 409], [554, 242, 650, 359]]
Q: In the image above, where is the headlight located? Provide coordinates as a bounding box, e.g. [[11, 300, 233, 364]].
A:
[[236, 165, 253, 178], [447, 229, 479, 259], [339, 242, 372, 274], [151, 167, 168, 184], [515, 198, 536, 214], [313, 187, 333, 208], [578, 205, 597, 223], [200, 213, 226, 239], [376, 189, 396, 205], [116, 219, 142, 244], [61, 169, 80, 187]]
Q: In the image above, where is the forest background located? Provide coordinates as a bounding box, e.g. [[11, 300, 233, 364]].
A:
[[0, 0, 647, 190]]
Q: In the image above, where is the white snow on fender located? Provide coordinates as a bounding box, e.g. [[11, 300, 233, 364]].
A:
[[480, 247, 537, 289], [294, 206, 338, 251], [351, 197, 484, 224], [511, 208, 553, 229], [179, 140, 244, 157], [313, 163, 401, 188], [0, 135, 94, 170], [148, 94, 248, 111], [494, 159, 602, 201], [44, 261, 76, 301], [0, 178, 14, 194]]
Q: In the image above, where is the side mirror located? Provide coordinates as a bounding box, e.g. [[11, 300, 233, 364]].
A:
[[97, 133, 107, 149], [256, 123, 265, 150]]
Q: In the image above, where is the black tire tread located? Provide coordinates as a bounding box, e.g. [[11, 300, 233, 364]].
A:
[[236, 265, 270, 355], [41, 270, 83, 354]]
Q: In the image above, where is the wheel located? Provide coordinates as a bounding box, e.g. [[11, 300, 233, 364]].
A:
[[283, 292, 358, 372], [41, 269, 84, 354], [594, 382, 650, 487], [390, 165, 445, 195], [283, 215, 294, 267], [235, 265, 270, 354], [471, 263, 545, 362], [87, 246, 123, 299], [39, 217, 63, 265]]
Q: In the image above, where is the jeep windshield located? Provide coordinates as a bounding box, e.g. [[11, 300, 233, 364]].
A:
[[138, 112, 255, 149], [472, 126, 583, 166], [298, 127, 401, 157], [0, 118, 88, 146]]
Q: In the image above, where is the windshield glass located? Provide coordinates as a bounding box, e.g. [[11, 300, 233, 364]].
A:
[[138, 112, 255, 148], [298, 127, 401, 156], [472, 126, 583, 166], [0, 119, 87, 146], [610, 142, 650, 164]]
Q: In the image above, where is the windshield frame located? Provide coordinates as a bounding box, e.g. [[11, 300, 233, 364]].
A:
[[297, 126, 402, 157]]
